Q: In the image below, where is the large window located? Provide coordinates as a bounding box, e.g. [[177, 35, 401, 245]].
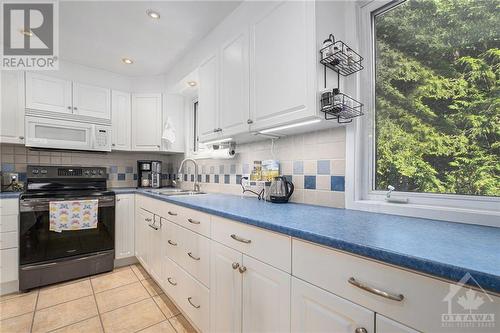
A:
[[373, 0, 499, 197]]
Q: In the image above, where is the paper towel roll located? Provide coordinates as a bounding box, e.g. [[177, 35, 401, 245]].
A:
[[192, 148, 235, 160]]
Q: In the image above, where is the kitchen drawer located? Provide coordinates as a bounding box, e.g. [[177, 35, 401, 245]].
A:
[[0, 231, 17, 249], [178, 265, 210, 333], [178, 226, 210, 287], [0, 215, 18, 233], [161, 202, 211, 238], [162, 255, 184, 305], [136, 195, 160, 215], [211, 215, 291, 273], [0, 199, 18, 215], [292, 239, 500, 333], [0, 247, 18, 283], [163, 218, 184, 264]]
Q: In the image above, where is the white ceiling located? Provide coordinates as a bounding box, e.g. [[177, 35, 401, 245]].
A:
[[59, 1, 241, 77]]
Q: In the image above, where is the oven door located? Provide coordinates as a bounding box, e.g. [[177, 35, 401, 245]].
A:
[[19, 194, 115, 265]]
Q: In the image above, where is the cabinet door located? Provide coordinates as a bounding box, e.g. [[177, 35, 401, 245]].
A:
[[111, 90, 131, 150], [376, 314, 420, 333], [291, 277, 374, 333], [163, 93, 185, 152], [148, 215, 163, 285], [115, 194, 135, 259], [25, 72, 72, 114], [135, 208, 153, 270], [198, 54, 218, 140], [249, 1, 316, 130], [131, 93, 162, 151], [1, 71, 25, 144], [0, 248, 18, 283], [73, 82, 111, 119], [242, 255, 290, 333], [219, 32, 250, 137], [210, 241, 243, 333]]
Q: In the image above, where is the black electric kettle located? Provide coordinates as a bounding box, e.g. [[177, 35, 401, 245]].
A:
[[268, 176, 294, 203]]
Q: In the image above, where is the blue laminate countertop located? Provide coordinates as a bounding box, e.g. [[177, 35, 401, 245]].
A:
[[134, 190, 500, 294], [0, 191, 22, 199]]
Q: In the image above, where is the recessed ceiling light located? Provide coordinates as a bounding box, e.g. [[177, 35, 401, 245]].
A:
[[20, 28, 33, 37], [187, 81, 197, 87], [146, 9, 160, 19], [122, 58, 134, 64]]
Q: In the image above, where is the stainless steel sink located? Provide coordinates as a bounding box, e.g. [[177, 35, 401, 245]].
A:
[[170, 191, 207, 196], [148, 188, 206, 196]]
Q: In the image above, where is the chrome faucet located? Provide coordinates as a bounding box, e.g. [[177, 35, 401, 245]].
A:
[[178, 158, 200, 192]]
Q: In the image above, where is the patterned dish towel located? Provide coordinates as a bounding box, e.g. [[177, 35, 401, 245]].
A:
[[49, 200, 98, 233]]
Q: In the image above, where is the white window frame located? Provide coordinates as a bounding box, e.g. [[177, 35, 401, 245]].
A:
[[346, 0, 500, 227]]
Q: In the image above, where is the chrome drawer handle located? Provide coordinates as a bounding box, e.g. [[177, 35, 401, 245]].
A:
[[231, 234, 251, 244], [232, 262, 240, 270], [188, 297, 200, 309], [188, 252, 200, 261], [168, 240, 177, 246], [168, 211, 177, 216], [187, 218, 200, 225], [167, 277, 177, 286], [348, 277, 404, 302], [355, 328, 368, 333]]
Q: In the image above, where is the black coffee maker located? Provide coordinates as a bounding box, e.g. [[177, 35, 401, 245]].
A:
[[137, 160, 162, 188], [267, 176, 294, 203]]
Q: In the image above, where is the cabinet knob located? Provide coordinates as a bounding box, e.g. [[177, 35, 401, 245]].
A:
[[19, 136, 24, 140], [354, 328, 367, 333], [232, 262, 240, 270], [112, 143, 116, 147], [238, 266, 247, 274], [116, 198, 120, 202], [67, 106, 72, 110], [247, 119, 253, 124], [73, 107, 78, 111]]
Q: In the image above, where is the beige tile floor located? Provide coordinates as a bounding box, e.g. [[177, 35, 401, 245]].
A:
[[0, 264, 197, 333]]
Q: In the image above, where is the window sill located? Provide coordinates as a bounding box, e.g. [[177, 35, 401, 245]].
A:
[[347, 199, 500, 228]]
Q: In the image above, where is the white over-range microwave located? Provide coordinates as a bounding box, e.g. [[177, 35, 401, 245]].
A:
[[25, 116, 112, 152]]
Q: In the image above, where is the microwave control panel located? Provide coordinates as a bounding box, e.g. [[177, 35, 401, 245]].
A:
[[94, 126, 111, 150]]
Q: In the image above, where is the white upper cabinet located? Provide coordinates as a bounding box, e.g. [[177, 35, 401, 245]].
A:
[[1, 71, 25, 144], [219, 31, 250, 137], [72, 82, 111, 119], [25, 72, 72, 114], [198, 54, 219, 141], [115, 194, 135, 259], [249, 1, 316, 131], [163, 93, 185, 153], [111, 90, 131, 150], [131, 93, 162, 151], [291, 277, 374, 333]]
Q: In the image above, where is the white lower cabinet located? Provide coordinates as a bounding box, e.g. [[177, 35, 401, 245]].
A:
[[376, 314, 420, 333], [0, 199, 19, 295], [210, 241, 291, 333], [291, 277, 374, 333], [148, 214, 163, 285], [115, 194, 135, 259], [135, 208, 153, 270]]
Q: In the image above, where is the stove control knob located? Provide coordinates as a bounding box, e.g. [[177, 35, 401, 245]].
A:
[[91, 170, 97, 175], [40, 169, 47, 174], [32, 169, 39, 174], [98, 170, 103, 175], [84, 170, 90, 175]]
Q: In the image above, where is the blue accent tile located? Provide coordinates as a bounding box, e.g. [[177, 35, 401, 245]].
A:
[[219, 165, 225, 174], [109, 166, 118, 174], [1, 163, 15, 172], [191, 174, 194, 182], [184, 174, 188, 181], [214, 175, 219, 183], [317, 160, 330, 175], [236, 175, 242, 184], [205, 175, 210, 183], [18, 172, 27, 182], [304, 175, 316, 189], [197, 174, 202, 182], [230, 164, 236, 174], [202, 165, 207, 174], [117, 173, 126, 181], [242, 163, 250, 174], [125, 166, 134, 173], [224, 174, 230, 184], [283, 175, 292, 182], [293, 161, 304, 175], [210, 166, 215, 174], [133, 174, 138, 180], [331, 176, 345, 192]]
